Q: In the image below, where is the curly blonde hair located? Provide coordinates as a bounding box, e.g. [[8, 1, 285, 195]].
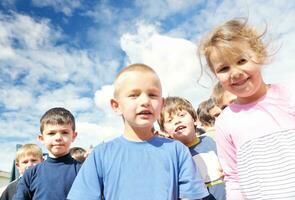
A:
[[199, 19, 268, 73]]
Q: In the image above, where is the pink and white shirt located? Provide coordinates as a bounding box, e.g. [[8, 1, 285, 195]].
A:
[[215, 81, 295, 200]]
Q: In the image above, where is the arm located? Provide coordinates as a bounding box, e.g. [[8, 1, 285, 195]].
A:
[[13, 174, 31, 200], [67, 148, 103, 200], [215, 123, 243, 200], [177, 142, 209, 199]]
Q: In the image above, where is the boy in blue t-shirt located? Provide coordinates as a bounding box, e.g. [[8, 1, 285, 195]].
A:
[[13, 107, 82, 200], [67, 63, 208, 200], [158, 96, 226, 200]]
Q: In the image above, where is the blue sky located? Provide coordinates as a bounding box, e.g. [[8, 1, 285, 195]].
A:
[[1, 0, 295, 172]]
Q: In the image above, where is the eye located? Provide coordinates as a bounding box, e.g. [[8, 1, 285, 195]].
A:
[[179, 113, 185, 117], [62, 131, 70, 135], [149, 93, 159, 98], [237, 58, 247, 65], [46, 132, 55, 136], [216, 66, 229, 73], [128, 93, 138, 98], [166, 118, 173, 123]]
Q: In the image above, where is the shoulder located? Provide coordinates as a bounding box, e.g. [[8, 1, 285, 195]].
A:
[[154, 136, 187, 149], [270, 81, 295, 97], [22, 163, 42, 178], [201, 135, 216, 144]]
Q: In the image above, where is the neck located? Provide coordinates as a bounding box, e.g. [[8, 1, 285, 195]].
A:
[[123, 124, 153, 142], [186, 136, 200, 147]]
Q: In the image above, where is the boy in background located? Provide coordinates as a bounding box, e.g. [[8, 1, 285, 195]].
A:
[[0, 144, 43, 200], [159, 96, 225, 200], [67, 63, 208, 200], [69, 147, 87, 163], [196, 98, 221, 140], [211, 82, 236, 110], [14, 107, 82, 200]]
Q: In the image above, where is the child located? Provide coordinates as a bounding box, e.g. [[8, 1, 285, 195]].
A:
[[196, 98, 221, 140], [211, 82, 236, 110], [0, 144, 43, 200], [199, 19, 295, 199], [67, 63, 208, 200], [13, 107, 82, 200], [69, 147, 87, 162], [159, 96, 225, 200]]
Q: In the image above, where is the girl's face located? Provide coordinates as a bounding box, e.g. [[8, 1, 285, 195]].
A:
[[210, 43, 267, 104]]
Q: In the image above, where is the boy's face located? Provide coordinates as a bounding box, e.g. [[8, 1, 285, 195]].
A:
[[111, 70, 163, 130], [220, 90, 236, 109], [38, 123, 77, 158], [209, 105, 222, 118], [163, 109, 197, 145], [16, 154, 43, 175]]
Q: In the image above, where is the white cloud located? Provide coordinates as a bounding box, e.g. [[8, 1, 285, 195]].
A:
[[121, 23, 212, 105], [94, 85, 114, 116], [74, 122, 122, 148], [0, 87, 34, 109]]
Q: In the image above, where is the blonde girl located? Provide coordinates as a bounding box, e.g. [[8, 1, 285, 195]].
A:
[[199, 19, 295, 200]]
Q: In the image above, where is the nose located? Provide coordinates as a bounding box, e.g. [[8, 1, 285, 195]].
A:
[[230, 67, 243, 80], [54, 133, 62, 141], [139, 94, 150, 106], [27, 160, 35, 167], [174, 117, 181, 125]]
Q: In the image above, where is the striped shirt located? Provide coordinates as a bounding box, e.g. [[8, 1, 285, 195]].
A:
[[215, 81, 295, 200]]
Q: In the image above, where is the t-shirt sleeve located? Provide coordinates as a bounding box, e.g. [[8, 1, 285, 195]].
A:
[[67, 147, 103, 200], [215, 119, 244, 199], [177, 142, 209, 199], [0, 185, 9, 200]]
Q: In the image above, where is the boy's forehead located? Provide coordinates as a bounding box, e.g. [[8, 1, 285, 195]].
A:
[[114, 70, 161, 94], [165, 108, 184, 117], [43, 123, 73, 132], [19, 154, 41, 159]]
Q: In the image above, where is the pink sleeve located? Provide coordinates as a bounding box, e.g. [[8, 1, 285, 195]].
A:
[[215, 120, 244, 200]]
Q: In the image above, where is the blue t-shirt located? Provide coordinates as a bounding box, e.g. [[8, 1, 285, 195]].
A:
[[67, 136, 208, 200], [13, 154, 81, 200]]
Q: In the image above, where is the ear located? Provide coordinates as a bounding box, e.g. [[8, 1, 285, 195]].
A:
[[110, 98, 122, 115], [161, 97, 165, 108], [15, 162, 20, 169], [37, 134, 44, 143], [72, 131, 77, 142], [194, 120, 199, 126]]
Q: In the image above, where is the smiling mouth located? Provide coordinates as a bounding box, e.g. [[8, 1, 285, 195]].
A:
[[232, 77, 249, 86], [175, 125, 186, 133], [137, 110, 152, 115]]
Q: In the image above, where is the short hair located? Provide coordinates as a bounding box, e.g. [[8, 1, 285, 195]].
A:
[[70, 147, 86, 162], [16, 144, 43, 164], [196, 98, 216, 127], [40, 107, 75, 133], [158, 96, 197, 131], [113, 63, 159, 97], [211, 82, 225, 106], [199, 18, 268, 73]]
